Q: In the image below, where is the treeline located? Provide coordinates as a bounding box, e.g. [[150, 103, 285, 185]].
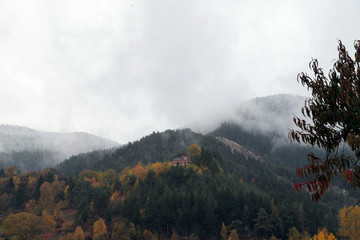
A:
[[0, 150, 59, 172], [0, 146, 347, 239]]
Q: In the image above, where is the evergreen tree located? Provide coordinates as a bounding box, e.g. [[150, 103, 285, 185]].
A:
[[269, 200, 282, 237], [254, 208, 272, 239]]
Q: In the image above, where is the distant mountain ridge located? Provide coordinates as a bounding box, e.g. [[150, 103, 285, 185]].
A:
[[0, 124, 119, 171], [233, 94, 305, 137]]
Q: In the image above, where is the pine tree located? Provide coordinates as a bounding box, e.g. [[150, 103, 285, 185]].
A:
[[254, 208, 272, 239]]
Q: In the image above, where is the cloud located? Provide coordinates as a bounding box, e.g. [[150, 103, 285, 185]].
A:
[[0, 0, 359, 143]]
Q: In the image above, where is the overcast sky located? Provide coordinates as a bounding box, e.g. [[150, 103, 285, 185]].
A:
[[0, 0, 359, 143]]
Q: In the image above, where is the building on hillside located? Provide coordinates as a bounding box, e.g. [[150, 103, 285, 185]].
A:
[[172, 153, 191, 166]]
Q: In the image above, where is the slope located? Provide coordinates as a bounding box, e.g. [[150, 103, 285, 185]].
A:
[[0, 124, 119, 171]]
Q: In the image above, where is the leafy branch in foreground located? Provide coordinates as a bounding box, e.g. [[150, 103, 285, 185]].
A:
[[289, 40, 360, 201]]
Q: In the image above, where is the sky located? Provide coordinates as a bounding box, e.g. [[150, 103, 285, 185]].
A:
[[0, 0, 359, 143]]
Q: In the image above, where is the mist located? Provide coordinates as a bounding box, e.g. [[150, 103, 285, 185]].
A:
[[0, 0, 359, 143]]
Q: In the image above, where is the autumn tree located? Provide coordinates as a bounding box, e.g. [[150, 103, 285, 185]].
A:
[[290, 40, 360, 201], [220, 222, 228, 240], [337, 205, 360, 240], [74, 226, 86, 240], [287, 226, 312, 240], [93, 218, 108, 240], [42, 209, 57, 233], [142, 229, 158, 240], [39, 181, 55, 212], [111, 222, 130, 240], [311, 228, 337, 240], [227, 229, 239, 240], [3, 212, 45, 240], [187, 144, 201, 158]]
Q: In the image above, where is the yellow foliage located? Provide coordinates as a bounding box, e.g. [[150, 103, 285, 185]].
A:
[[25, 199, 38, 213], [220, 222, 227, 240], [60, 233, 75, 240], [119, 166, 132, 183], [187, 144, 201, 158], [93, 218, 108, 240], [42, 209, 57, 231], [74, 226, 85, 240], [51, 180, 65, 198], [143, 229, 158, 240], [338, 205, 360, 240], [111, 222, 130, 240], [39, 181, 55, 212], [3, 212, 45, 240], [328, 233, 336, 240], [53, 207, 64, 223], [228, 229, 239, 240], [12, 176, 21, 191], [311, 228, 337, 240]]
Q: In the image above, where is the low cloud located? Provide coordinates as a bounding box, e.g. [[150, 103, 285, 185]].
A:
[[0, 0, 359, 142]]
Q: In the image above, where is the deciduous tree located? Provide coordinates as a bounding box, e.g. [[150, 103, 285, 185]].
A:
[[337, 205, 360, 240], [187, 144, 201, 159], [111, 222, 130, 240], [93, 218, 108, 240], [3, 212, 45, 240], [74, 226, 85, 240], [290, 40, 360, 201], [220, 222, 228, 240], [227, 229, 239, 240]]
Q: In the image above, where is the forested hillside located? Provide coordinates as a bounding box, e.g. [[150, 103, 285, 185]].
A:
[[0, 95, 357, 239], [0, 148, 345, 239], [0, 125, 118, 172]]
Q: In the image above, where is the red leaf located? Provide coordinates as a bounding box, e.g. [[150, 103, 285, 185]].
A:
[[348, 169, 354, 183]]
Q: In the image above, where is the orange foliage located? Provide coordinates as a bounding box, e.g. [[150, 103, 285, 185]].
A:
[[149, 162, 164, 176], [133, 163, 148, 180], [110, 191, 122, 204]]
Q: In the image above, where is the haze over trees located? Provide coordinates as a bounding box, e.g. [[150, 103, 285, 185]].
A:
[[0, 80, 359, 238], [0, 125, 118, 172], [0, 122, 357, 239]]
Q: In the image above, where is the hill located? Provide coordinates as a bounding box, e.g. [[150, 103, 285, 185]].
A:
[[0, 125, 119, 171]]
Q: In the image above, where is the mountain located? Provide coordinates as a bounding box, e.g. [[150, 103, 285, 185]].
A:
[[0, 125, 119, 171], [57, 127, 349, 233], [231, 94, 305, 138]]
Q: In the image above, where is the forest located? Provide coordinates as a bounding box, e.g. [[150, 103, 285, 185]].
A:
[[0, 134, 358, 239]]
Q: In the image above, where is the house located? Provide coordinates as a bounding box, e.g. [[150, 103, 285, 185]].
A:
[[172, 153, 191, 166]]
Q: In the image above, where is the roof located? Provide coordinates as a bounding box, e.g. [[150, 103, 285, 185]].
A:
[[172, 153, 189, 158]]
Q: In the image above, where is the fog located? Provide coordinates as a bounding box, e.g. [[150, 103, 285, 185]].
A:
[[0, 0, 359, 143], [0, 125, 118, 160]]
